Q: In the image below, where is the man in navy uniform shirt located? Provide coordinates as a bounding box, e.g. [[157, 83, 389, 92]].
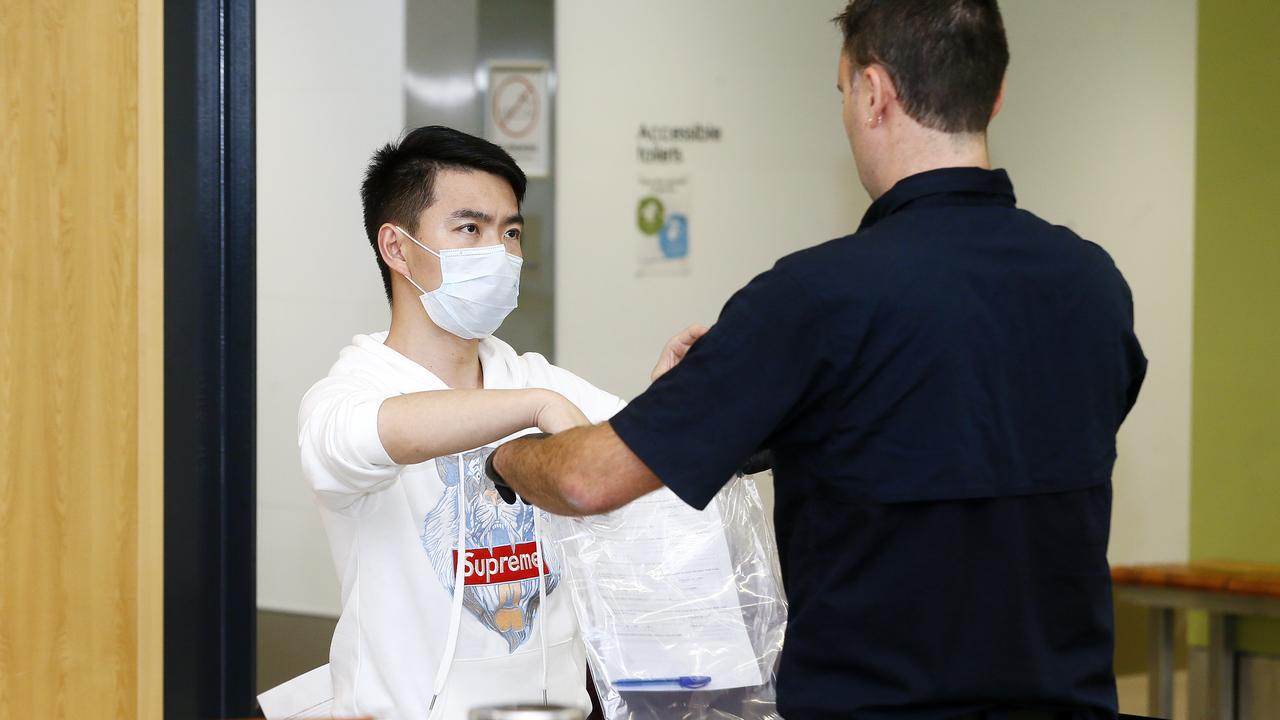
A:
[[487, 1, 1147, 718]]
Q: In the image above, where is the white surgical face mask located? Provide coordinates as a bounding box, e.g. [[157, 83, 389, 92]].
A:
[[394, 225, 522, 340]]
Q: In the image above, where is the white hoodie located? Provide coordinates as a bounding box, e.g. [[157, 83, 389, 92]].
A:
[[298, 332, 624, 720]]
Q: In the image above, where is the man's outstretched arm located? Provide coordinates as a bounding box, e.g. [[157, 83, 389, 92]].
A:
[[487, 323, 708, 515], [489, 421, 662, 516]]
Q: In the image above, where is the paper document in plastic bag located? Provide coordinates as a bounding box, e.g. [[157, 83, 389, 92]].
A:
[[549, 476, 786, 720]]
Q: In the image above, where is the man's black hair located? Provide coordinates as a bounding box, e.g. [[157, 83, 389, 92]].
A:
[[360, 125, 527, 302], [834, 0, 1009, 134]]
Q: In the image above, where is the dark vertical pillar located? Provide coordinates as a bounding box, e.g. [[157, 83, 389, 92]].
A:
[[164, 0, 257, 716]]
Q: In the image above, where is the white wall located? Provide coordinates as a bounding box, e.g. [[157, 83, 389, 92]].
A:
[[555, 0, 865, 404], [256, 0, 406, 616], [555, 0, 1197, 565], [555, 0, 866, 515], [993, 0, 1196, 563]]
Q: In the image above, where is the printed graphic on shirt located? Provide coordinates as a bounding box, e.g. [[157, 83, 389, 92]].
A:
[[421, 446, 560, 652]]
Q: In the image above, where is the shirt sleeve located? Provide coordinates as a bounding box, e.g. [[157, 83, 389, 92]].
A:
[[543, 364, 628, 423], [610, 266, 827, 509], [298, 376, 399, 509], [519, 350, 628, 423], [1120, 280, 1148, 419]]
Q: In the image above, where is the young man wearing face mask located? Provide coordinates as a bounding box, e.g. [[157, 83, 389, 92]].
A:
[[294, 126, 702, 720]]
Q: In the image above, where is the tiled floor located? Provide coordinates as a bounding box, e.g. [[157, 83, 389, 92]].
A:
[[1116, 671, 1188, 720]]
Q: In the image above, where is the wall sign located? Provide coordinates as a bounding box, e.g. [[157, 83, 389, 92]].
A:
[[634, 123, 722, 277], [485, 62, 551, 178]]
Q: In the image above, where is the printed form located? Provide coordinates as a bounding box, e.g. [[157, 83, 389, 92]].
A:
[[561, 488, 763, 692]]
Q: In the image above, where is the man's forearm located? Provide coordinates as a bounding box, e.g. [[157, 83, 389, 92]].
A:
[[489, 427, 595, 515], [378, 388, 553, 465], [491, 422, 663, 516]]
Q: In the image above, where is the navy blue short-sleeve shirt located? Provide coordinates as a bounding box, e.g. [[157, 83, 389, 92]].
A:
[[610, 168, 1147, 720]]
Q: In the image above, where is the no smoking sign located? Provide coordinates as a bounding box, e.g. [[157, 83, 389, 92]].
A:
[[485, 63, 550, 177]]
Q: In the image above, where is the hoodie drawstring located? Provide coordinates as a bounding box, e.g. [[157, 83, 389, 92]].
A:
[[429, 452, 469, 714], [533, 507, 550, 705]]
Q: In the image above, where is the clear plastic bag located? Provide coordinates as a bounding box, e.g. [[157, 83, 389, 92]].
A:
[[547, 475, 786, 720]]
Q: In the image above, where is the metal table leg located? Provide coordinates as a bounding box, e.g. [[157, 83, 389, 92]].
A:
[[1206, 612, 1236, 720], [1148, 607, 1175, 718]]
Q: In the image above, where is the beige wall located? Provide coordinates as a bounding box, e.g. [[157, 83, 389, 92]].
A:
[[556, 0, 1198, 565], [256, 0, 407, 616], [0, 0, 164, 716], [555, 0, 866, 400], [554, 0, 868, 514]]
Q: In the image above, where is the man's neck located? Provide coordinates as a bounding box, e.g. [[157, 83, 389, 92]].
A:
[[874, 128, 991, 199], [384, 302, 484, 390]]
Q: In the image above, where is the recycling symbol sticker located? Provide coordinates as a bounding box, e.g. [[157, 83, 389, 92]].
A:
[[636, 196, 665, 235], [659, 213, 689, 259]]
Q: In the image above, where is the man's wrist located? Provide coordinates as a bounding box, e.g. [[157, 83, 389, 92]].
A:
[[485, 432, 551, 504]]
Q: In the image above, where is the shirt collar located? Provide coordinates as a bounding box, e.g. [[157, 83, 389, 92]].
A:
[[355, 332, 516, 393], [858, 167, 1016, 231]]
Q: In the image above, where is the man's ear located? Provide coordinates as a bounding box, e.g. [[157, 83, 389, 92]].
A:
[[864, 63, 896, 127], [378, 224, 409, 277], [990, 78, 1007, 122]]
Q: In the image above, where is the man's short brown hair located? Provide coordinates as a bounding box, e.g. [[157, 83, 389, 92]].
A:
[[834, 0, 1009, 134]]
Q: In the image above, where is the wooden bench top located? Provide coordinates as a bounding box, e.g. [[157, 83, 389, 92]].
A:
[[1111, 561, 1280, 598]]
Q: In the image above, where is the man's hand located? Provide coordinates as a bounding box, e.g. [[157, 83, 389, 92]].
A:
[[531, 389, 592, 434], [651, 324, 710, 382]]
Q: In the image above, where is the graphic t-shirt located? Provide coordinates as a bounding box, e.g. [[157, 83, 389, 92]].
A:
[[299, 332, 624, 720]]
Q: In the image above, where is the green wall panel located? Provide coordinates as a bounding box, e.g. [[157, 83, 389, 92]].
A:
[[1190, 0, 1280, 651]]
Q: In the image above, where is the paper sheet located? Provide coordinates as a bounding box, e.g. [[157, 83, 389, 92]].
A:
[[570, 489, 763, 692]]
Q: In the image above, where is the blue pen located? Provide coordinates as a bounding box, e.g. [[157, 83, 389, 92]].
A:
[[615, 675, 712, 690]]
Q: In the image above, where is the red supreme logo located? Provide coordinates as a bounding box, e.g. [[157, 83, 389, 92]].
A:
[[452, 542, 547, 586]]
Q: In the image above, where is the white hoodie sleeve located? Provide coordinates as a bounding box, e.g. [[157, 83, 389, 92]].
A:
[[539, 361, 628, 423], [298, 376, 399, 507]]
